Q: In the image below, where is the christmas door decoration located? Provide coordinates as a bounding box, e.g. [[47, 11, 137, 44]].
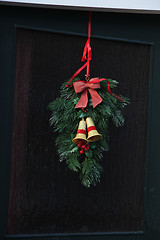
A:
[[49, 12, 129, 187]]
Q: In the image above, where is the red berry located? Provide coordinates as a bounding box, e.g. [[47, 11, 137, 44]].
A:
[[78, 143, 82, 148], [81, 145, 86, 149], [80, 150, 84, 154], [84, 147, 88, 151]]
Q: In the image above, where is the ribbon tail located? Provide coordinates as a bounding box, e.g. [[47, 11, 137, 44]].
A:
[[75, 89, 88, 108], [89, 89, 102, 108], [107, 80, 123, 101]]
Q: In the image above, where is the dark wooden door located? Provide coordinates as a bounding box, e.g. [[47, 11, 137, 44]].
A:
[[0, 5, 160, 240]]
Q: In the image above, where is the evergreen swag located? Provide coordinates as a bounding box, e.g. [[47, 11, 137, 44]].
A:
[[49, 77, 129, 187]]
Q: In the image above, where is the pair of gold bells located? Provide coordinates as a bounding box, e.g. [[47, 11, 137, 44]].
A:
[[73, 117, 102, 145]]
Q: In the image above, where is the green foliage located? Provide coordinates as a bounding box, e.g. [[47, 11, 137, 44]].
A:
[[49, 77, 129, 187], [80, 158, 103, 187]]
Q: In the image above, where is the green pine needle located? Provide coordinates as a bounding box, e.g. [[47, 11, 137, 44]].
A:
[[49, 77, 129, 187]]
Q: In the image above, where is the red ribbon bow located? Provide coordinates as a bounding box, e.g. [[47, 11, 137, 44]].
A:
[[73, 77, 123, 109], [73, 78, 103, 108]]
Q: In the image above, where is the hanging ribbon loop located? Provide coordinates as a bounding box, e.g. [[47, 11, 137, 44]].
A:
[[66, 11, 123, 106], [66, 12, 92, 87]]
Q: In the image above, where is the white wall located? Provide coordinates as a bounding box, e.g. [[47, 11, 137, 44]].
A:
[[1, 0, 160, 13]]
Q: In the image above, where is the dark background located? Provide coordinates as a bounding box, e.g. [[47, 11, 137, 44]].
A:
[[7, 27, 150, 234]]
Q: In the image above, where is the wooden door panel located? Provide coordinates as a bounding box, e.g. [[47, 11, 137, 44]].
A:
[[7, 28, 150, 234]]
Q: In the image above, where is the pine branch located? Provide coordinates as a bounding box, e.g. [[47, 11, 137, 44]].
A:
[[49, 77, 129, 187]]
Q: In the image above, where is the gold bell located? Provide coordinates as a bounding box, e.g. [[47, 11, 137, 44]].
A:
[[86, 117, 102, 142], [73, 119, 87, 144]]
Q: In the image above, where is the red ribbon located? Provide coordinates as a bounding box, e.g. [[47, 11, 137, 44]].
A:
[[66, 11, 122, 107], [66, 12, 92, 88], [81, 11, 92, 78], [73, 78, 123, 109]]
